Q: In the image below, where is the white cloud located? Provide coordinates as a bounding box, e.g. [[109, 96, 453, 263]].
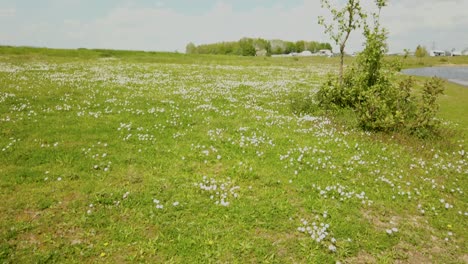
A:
[[0, 7, 15, 18], [381, 0, 468, 51], [65, 1, 330, 52], [1, 0, 467, 53]]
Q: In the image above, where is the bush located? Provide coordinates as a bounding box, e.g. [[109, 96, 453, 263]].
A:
[[289, 90, 318, 115], [412, 77, 445, 136], [316, 18, 445, 136], [415, 45, 428, 58]]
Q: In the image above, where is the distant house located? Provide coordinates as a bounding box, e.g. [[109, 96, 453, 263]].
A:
[[289, 51, 313, 57], [430, 50, 445, 57], [299, 50, 313, 57], [318, 49, 333, 57], [271, 54, 290, 58], [271, 49, 333, 58]]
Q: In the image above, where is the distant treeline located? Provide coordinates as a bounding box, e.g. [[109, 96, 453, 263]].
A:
[[186, 38, 332, 56]]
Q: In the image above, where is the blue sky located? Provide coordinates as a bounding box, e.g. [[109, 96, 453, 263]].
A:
[[1, 0, 467, 53]]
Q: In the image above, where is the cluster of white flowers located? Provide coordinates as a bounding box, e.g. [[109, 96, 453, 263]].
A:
[[195, 176, 240, 207], [313, 184, 373, 206], [82, 142, 111, 172], [239, 131, 275, 148], [385, 227, 399, 235], [440, 199, 453, 210], [87, 203, 94, 214], [152, 199, 180, 209], [0, 91, 17, 104], [153, 199, 164, 209], [444, 231, 454, 242], [297, 213, 337, 252], [279, 145, 337, 173], [1, 137, 19, 152], [137, 133, 155, 141], [207, 128, 226, 141]]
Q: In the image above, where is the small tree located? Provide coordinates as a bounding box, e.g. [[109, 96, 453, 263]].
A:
[[316, 0, 446, 136], [253, 38, 272, 55], [295, 41, 306, 53], [403, 48, 410, 59], [318, 0, 366, 85], [185, 42, 197, 54], [415, 45, 428, 58], [285, 41, 297, 54], [239, 38, 256, 56]]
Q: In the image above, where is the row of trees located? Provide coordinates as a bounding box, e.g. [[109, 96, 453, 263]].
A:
[[185, 38, 332, 56], [270, 40, 332, 55]]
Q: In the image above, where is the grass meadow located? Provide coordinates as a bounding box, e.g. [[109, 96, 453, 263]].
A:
[[0, 47, 467, 263]]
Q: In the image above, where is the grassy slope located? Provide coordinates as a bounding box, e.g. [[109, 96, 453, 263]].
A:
[[436, 82, 468, 136], [0, 47, 467, 263], [400, 56, 468, 69]]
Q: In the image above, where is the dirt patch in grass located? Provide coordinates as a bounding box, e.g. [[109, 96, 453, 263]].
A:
[[393, 242, 432, 264], [344, 244, 434, 264], [344, 251, 376, 263], [15, 209, 42, 222], [361, 209, 401, 231], [254, 228, 300, 258], [359, 210, 458, 262], [361, 209, 432, 232]]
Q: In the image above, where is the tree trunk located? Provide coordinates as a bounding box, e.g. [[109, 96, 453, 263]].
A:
[[339, 45, 345, 86]]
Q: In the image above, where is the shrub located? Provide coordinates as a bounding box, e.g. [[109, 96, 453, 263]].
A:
[[411, 77, 445, 136], [316, 9, 445, 136], [415, 45, 428, 58], [289, 90, 319, 115]]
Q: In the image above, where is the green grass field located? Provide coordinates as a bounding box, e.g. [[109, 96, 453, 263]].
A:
[[1, 47, 467, 263]]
